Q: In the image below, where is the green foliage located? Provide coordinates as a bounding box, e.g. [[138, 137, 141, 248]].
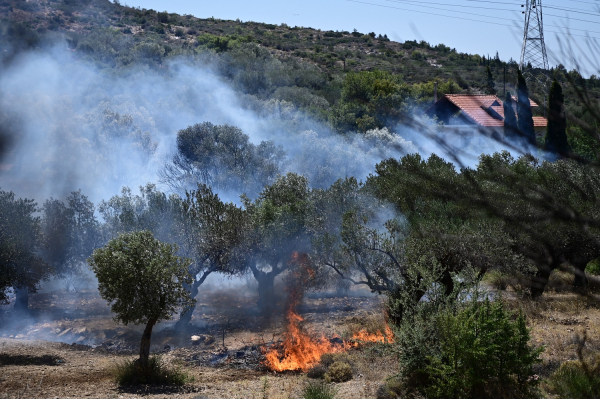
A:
[[568, 124, 600, 161], [111, 355, 192, 386], [0, 189, 50, 304], [161, 122, 284, 196], [196, 33, 253, 52], [587, 259, 600, 275], [88, 230, 194, 327], [41, 190, 100, 289], [545, 79, 570, 156], [422, 299, 542, 399], [324, 361, 353, 383], [302, 380, 338, 399], [331, 70, 410, 131], [548, 358, 600, 399]]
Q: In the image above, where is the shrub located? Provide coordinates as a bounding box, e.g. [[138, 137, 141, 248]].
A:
[[376, 378, 403, 399], [324, 362, 353, 383], [302, 380, 338, 399], [421, 299, 542, 398], [307, 364, 327, 379], [548, 356, 600, 398], [111, 356, 192, 386], [174, 27, 185, 37], [587, 259, 600, 275]]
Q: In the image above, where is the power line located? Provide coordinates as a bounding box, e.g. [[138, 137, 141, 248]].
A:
[[545, 5, 600, 17], [347, 0, 600, 39], [384, 0, 516, 12]]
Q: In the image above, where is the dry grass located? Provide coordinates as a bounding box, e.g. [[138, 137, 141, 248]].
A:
[[501, 291, 600, 384]]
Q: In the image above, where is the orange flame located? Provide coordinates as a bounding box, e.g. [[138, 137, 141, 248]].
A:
[[351, 324, 395, 344], [262, 252, 393, 372], [263, 309, 348, 372]]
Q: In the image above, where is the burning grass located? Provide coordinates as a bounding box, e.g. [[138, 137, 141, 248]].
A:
[[262, 253, 394, 373]]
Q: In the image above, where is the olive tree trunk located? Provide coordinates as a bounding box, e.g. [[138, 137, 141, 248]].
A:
[[139, 318, 158, 364], [175, 269, 213, 330]]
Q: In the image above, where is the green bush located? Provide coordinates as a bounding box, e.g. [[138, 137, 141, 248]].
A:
[[586, 259, 600, 276], [548, 358, 600, 399], [422, 299, 542, 399], [111, 356, 192, 386], [302, 380, 338, 399], [324, 361, 353, 383]]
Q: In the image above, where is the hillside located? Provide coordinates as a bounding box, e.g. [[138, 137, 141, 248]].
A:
[[0, 0, 598, 156]]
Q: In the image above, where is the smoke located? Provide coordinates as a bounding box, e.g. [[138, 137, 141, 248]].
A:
[[0, 44, 420, 205]]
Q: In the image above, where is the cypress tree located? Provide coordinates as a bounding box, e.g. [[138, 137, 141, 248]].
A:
[[545, 79, 570, 156], [503, 92, 518, 139], [517, 69, 536, 146], [485, 66, 496, 95]]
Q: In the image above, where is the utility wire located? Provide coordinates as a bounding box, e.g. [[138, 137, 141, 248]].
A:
[[347, 0, 600, 39], [348, 0, 600, 38]]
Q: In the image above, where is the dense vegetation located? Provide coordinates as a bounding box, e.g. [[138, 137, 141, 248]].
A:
[[2, 0, 600, 396], [1, 0, 598, 150]]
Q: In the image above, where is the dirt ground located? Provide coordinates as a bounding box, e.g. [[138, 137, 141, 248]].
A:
[[0, 284, 397, 398], [1, 279, 599, 398]]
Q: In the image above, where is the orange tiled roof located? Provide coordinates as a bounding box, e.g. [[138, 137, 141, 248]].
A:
[[444, 94, 504, 127], [442, 94, 547, 128]]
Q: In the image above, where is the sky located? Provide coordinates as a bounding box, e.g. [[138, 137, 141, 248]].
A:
[[121, 0, 600, 75]]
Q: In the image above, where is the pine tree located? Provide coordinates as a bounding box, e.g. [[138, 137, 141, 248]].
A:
[[503, 92, 518, 139], [517, 69, 536, 146], [486, 66, 497, 95], [545, 79, 570, 156]]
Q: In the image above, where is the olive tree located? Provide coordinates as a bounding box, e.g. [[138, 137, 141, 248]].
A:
[[88, 230, 194, 363], [0, 189, 50, 308]]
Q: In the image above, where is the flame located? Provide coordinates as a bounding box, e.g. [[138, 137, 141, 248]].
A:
[[263, 309, 347, 372], [351, 324, 395, 344], [262, 252, 393, 372]]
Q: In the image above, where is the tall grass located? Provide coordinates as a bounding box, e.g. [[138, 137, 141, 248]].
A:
[[111, 355, 192, 386]]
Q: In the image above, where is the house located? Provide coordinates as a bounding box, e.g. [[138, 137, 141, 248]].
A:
[[425, 94, 547, 140]]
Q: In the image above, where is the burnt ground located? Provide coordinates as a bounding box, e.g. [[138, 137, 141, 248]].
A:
[[1, 279, 600, 398], [0, 283, 397, 398]]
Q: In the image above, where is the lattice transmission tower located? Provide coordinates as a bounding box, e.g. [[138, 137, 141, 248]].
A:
[[520, 0, 549, 74]]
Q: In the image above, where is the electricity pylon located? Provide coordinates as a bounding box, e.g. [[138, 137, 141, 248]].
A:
[[520, 0, 549, 75], [520, 0, 550, 113]]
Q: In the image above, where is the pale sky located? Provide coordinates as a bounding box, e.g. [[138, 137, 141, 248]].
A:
[[122, 0, 600, 75]]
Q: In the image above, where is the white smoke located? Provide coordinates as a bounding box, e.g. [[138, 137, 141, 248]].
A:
[[0, 44, 418, 203]]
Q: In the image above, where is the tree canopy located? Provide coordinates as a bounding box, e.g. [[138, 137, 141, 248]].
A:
[[88, 230, 194, 361]]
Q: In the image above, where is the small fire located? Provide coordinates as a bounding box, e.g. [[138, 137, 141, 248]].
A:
[[264, 309, 347, 372], [262, 252, 393, 372], [351, 324, 395, 344]]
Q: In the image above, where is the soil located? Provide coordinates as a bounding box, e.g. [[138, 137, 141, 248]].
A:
[[2, 281, 599, 398], [0, 284, 396, 398]]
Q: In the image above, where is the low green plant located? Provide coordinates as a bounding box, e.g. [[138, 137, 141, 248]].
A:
[[324, 361, 353, 383], [422, 299, 543, 398], [391, 261, 543, 398], [302, 380, 338, 399], [111, 355, 192, 386], [548, 332, 600, 399], [548, 359, 600, 399], [586, 259, 600, 276], [482, 270, 510, 291]]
